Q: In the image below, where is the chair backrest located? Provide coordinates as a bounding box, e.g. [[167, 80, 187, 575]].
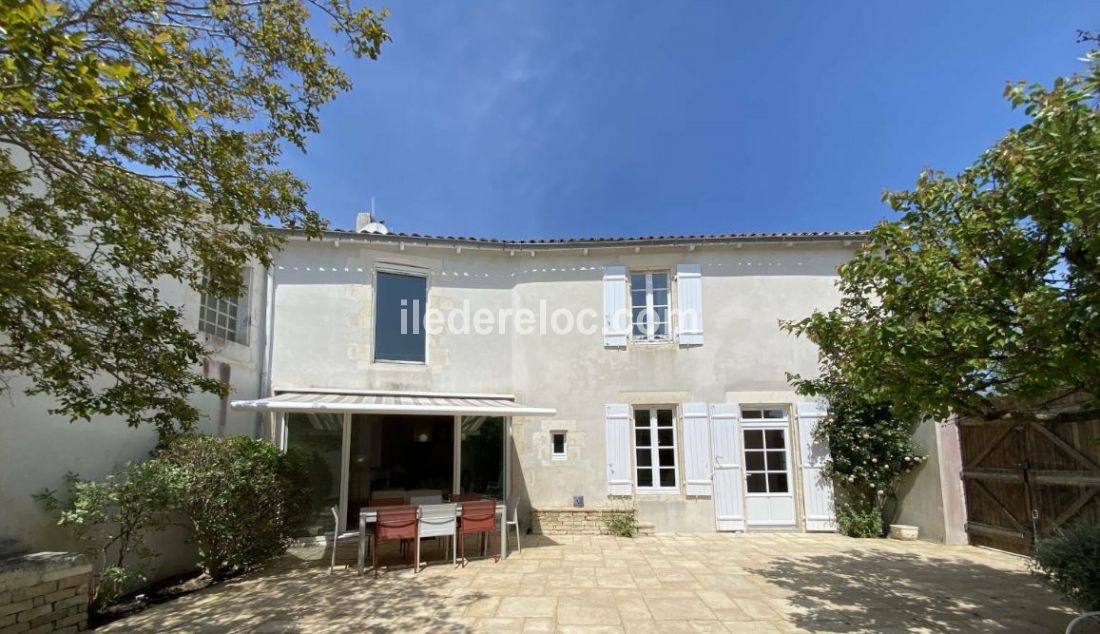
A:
[[406, 489, 440, 501], [418, 503, 458, 538], [371, 490, 406, 501], [375, 505, 418, 541], [410, 494, 443, 506], [369, 497, 405, 508], [452, 492, 481, 502], [460, 500, 497, 533]]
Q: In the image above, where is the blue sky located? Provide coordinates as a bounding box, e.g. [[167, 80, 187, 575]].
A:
[[282, 1, 1098, 239]]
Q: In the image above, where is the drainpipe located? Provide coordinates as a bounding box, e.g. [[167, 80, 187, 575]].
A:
[[255, 264, 275, 439]]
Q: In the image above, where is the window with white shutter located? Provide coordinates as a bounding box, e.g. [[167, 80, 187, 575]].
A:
[[629, 271, 671, 342], [602, 267, 628, 347], [675, 263, 703, 345], [633, 406, 678, 492]]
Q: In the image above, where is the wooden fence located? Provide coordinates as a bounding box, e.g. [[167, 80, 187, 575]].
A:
[[958, 415, 1100, 554]]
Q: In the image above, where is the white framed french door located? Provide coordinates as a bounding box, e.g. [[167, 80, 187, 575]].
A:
[[740, 407, 796, 528]]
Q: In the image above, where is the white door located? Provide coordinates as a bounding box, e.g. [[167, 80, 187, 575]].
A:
[[741, 415, 796, 529], [709, 404, 745, 531]]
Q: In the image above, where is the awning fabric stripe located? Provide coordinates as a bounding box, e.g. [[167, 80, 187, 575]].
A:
[[230, 391, 556, 416]]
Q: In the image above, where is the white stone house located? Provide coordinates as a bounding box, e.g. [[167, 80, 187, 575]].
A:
[[229, 216, 881, 536], [3, 210, 964, 571]]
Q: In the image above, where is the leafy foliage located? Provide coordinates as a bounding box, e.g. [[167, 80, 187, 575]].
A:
[[835, 506, 882, 539], [784, 47, 1100, 423], [793, 378, 925, 537], [38, 434, 312, 605], [604, 511, 637, 538], [1031, 519, 1100, 612], [35, 464, 173, 609], [156, 435, 311, 580], [0, 0, 388, 434]]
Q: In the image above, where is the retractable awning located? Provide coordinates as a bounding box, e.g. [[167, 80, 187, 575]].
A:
[[230, 389, 556, 417]]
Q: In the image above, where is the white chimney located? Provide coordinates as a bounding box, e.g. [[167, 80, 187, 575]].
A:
[[355, 212, 389, 235]]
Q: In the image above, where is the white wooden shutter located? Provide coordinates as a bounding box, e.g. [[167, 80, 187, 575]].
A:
[[797, 401, 836, 532], [605, 404, 633, 496], [681, 403, 712, 496], [709, 404, 745, 531], [602, 266, 628, 347], [675, 263, 703, 345]]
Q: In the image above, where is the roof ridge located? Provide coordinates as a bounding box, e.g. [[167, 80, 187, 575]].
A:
[[269, 226, 870, 245]]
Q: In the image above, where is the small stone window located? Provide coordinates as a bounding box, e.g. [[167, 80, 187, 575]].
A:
[[551, 431, 567, 460]]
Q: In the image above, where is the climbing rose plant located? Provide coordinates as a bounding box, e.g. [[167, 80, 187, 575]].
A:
[[795, 377, 925, 537]]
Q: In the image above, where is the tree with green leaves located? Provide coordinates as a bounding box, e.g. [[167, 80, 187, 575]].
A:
[[0, 0, 388, 434], [785, 45, 1100, 425]]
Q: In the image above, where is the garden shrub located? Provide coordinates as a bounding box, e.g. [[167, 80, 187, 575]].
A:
[[157, 435, 312, 580], [835, 503, 883, 538], [35, 463, 172, 609], [789, 376, 925, 537], [39, 434, 313, 609], [605, 511, 637, 538], [1031, 519, 1100, 612]]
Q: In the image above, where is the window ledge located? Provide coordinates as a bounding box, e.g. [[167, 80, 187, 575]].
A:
[[203, 332, 249, 348], [629, 340, 677, 349], [635, 487, 681, 495], [372, 359, 428, 366]]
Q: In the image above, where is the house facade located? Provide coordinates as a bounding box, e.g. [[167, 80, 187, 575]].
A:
[[230, 217, 868, 534]]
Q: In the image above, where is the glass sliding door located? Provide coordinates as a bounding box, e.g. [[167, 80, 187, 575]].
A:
[[346, 414, 455, 526], [285, 412, 344, 536], [459, 416, 504, 499]]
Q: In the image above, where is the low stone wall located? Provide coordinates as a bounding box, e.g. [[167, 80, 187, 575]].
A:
[[530, 507, 654, 536], [0, 552, 91, 633]]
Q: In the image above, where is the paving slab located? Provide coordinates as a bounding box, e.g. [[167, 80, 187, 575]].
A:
[[97, 532, 1075, 633]]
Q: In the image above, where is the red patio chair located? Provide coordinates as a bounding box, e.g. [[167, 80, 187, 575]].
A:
[[451, 492, 482, 502], [458, 500, 499, 567], [373, 505, 419, 577]]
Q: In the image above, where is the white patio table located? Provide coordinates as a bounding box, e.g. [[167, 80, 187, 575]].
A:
[[357, 501, 507, 575]]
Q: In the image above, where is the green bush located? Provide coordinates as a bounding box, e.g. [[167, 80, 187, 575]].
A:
[[605, 511, 637, 538], [35, 464, 172, 609], [788, 377, 925, 535], [157, 435, 311, 580], [836, 504, 883, 538], [1031, 520, 1100, 612], [39, 434, 313, 607]]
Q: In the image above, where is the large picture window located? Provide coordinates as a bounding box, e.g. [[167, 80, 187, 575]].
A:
[[374, 269, 427, 363], [634, 407, 678, 490], [630, 271, 670, 341]]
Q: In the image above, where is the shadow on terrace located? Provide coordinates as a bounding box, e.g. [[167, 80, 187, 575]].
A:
[[749, 549, 1076, 632], [96, 534, 567, 633], [96, 552, 491, 632]]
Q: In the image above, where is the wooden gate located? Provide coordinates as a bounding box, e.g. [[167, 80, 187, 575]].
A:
[[959, 416, 1100, 554]]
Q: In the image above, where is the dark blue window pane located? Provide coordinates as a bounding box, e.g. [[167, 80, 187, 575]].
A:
[[375, 272, 427, 362]]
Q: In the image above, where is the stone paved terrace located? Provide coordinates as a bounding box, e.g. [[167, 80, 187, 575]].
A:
[[98, 533, 1076, 633]]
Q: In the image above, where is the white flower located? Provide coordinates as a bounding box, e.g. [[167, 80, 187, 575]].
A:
[[871, 458, 878, 464], [847, 475, 856, 482]]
